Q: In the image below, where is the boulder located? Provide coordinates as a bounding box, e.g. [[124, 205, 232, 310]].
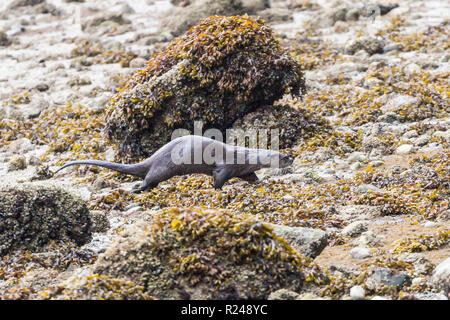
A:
[[105, 15, 305, 161], [0, 186, 92, 256], [93, 208, 328, 299]]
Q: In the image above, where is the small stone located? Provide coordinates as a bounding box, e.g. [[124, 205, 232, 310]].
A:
[[358, 231, 379, 247], [364, 77, 383, 88], [413, 292, 448, 300], [369, 268, 411, 289], [7, 155, 27, 171], [347, 152, 367, 163], [344, 37, 384, 55], [269, 223, 328, 258], [432, 130, 450, 143], [381, 94, 419, 114], [424, 221, 436, 228], [431, 257, 450, 293], [403, 63, 421, 76], [35, 83, 49, 92], [297, 293, 325, 300], [129, 57, 147, 68], [395, 144, 414, 155], [126, 206, 143, 215], [413, 135, 430, 147], [342, 221, 368, 237], [412, 277, 425, 286], [369, 160, 384, 168], [357, 184, 382, 194], [350, 285, 365, 300], [350, 247, 373, 259], [92, 177, 110, 191], [267, 289, 300, 300]]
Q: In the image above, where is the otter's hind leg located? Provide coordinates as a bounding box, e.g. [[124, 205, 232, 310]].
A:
[[133, 172, 171, 193]]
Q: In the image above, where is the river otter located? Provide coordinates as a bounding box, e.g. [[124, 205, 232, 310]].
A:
[[55, 135, 293, 192]]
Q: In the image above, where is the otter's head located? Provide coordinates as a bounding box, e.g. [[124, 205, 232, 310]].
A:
[[264, 151, 293, 168], [278, 153, 294, 168]]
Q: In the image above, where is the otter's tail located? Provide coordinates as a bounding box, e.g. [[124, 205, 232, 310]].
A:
[[54, 160, 146, 178]]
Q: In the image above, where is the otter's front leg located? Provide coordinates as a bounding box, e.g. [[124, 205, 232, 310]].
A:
[[212, 167, 232, 189]]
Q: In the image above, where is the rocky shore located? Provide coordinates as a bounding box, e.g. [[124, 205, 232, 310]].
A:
[[0, 0, 448, 300]]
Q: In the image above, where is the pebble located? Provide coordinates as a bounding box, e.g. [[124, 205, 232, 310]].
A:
[[350, 286, 365, 300], [342, 221, 368, 237], [350, 247, 373, 259], [7, 155, 27, 171], [395, 144, 414, 154], [357, 184, 382, 194], [424, 221, 436, 228]]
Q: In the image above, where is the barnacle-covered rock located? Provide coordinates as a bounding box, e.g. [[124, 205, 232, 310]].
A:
[[105, 15, 306, 161], [0, 186, 92, 256], [94, 207, 329, 299], [231, 96, 329, 149]]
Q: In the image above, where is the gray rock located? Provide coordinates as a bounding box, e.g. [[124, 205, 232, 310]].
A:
[[7, 155, 27, 171], [269, 223, 328, 258], [413, 292, 448, 300], [350, 247, 373, 259], [395, 144, 414, 155], [358, 231, 379, 247], [344, 37, 384, 55], [403, 63, 421, 76], [336, 205, 381, 221], [431, 257, 450, 294], [368, 268, 411, 290], [5, 137, 33, 153], [267, 289, 300, 300], [342, 221, 368, 237], [433, 130, 450, 143], [381, 94, 419, 114], [129, 57, 147, 68], [357, 184, 382, 194], [424, 221, 436, 228], [413, 134, 430, 147], [347, 152, 367, 163]]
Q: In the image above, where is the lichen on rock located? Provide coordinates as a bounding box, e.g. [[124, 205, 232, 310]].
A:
[[0, 185, 92, 256], [105, 15, 306, 161], [94, 207, 328, 299]]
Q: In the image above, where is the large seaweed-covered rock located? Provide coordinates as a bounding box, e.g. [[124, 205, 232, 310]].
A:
[[93, 208, 328, 299], [105, 15, 306, 161], [0, 186, 92, 256]]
